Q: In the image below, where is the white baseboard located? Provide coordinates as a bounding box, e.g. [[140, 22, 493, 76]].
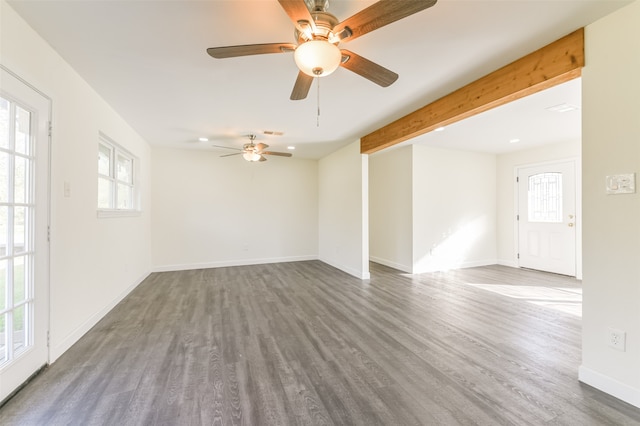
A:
[[49, 270, 150, 362], [497, 259, 519, 268], [369, 256, 412, 273], [152, 255, 318, 273], [456, 259, 499, 270], [155, 255, 369, 280], [413, 259, 498, 274], [319, 257, 370, 280], [579, 365, 640, 408]]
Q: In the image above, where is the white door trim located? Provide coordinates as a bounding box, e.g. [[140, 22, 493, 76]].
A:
[[0, 64, 52, 403], [514, 157, 582, 279]]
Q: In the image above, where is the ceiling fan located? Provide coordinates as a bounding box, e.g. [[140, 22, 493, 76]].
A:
[[207, 0, 437, 100], [214, 134, 293, 162]]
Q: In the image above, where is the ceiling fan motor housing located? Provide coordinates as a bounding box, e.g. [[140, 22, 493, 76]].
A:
[[294, 11, 339, 43]]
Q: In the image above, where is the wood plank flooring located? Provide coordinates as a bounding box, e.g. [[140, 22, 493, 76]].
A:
[[1, 261, 640, 425]]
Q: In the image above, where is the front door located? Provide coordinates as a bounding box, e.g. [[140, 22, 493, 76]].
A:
[[0, 68, 50, 403], [517, 160, 576, 276]]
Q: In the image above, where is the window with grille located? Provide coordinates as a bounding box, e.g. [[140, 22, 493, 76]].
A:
[[98, 134, 138, 214], [528, 172, 562, 223], [0, 95, 34, 364]]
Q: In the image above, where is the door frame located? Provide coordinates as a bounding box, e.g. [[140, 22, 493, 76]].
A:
[[0, 64, 52, 404], [514, 157, 582, 279]]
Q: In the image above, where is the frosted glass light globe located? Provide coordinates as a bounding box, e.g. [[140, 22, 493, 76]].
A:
[[294, 40, 342, 77], [243, 152, 261, 162]]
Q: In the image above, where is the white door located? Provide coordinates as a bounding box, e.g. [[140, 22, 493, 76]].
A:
[[0, 68, 50, 403], [518, 160, 576, 276]]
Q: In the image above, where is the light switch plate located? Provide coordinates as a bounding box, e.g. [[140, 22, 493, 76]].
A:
[[606, 173, 635, 194]]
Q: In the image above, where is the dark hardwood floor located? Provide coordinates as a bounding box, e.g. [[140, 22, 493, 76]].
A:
[[1, 261, 639, 425]]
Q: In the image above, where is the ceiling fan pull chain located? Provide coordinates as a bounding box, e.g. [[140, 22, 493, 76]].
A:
[[317, 76, 320, 127]]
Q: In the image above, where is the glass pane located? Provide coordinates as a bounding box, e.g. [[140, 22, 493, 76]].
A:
[[15, 106, 31, 155], [14, 155, 29, 204], [13, 304, 26, 354], [14, 256, 26, 304], [117, 183, 132, 209], [0, 97, 9, 149], [14, 206, 27, 254], [98, 177, 112, 209], [0, 206, 7, 257], [0, 259, 6, 311], [528, 173, 563, 223], [116, 154, 132, 184], [0, 313, 6, 365], [98, 144, 111, 176], [0, 151, 8, 203]]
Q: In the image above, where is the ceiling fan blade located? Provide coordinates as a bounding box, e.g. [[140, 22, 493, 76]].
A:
[[212, 145, 241, 151], [262, 151, 293, 157], [340, 50, 398, 87], [220, 152, 242, 157], [333, 0, 437, 42], [290, 71, 314, 100], [277, 0, 316, 36], [255, 142, 269, 151], [207, 43, 295, 59], [259, 155, 268, 162]]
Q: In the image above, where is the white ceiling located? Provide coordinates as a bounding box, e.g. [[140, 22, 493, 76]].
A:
[[412, 77, 582, 154], [7, 0, 631, 159]]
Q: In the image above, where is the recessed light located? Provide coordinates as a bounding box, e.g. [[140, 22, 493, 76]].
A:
[[509, 138, 521, 144], [287, 146, 295, 150], [546, 103, 580, 113], [198, 137, 209, 142], [434, 126, 445, 132]]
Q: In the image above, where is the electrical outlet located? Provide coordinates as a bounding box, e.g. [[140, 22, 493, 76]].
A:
[[608, 328, 626, 351]]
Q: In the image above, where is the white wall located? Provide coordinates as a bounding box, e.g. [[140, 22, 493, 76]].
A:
[[318, 141, 369, 279], [580, 0, 640, 407], [1, 1, 152, 361], [369, 146, 413, 272], [496, 140, 581, 269], [368, 145, 496, 274], [412, 145, 496, 273], [151, 148, 318, 270]]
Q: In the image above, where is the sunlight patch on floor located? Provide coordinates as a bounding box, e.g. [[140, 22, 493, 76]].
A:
[[466, 283, 582, 317]]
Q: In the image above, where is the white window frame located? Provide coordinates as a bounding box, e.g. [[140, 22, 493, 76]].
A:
[[97, 133, 140, 218]]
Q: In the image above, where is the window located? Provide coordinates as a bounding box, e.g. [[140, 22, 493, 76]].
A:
[[98, 134, 139, 216], [528, 172, 562, 223], [1, 95, 36, 364]]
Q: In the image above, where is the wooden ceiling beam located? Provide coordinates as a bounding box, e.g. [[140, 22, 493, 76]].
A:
[[361, 28, 584, 154]]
